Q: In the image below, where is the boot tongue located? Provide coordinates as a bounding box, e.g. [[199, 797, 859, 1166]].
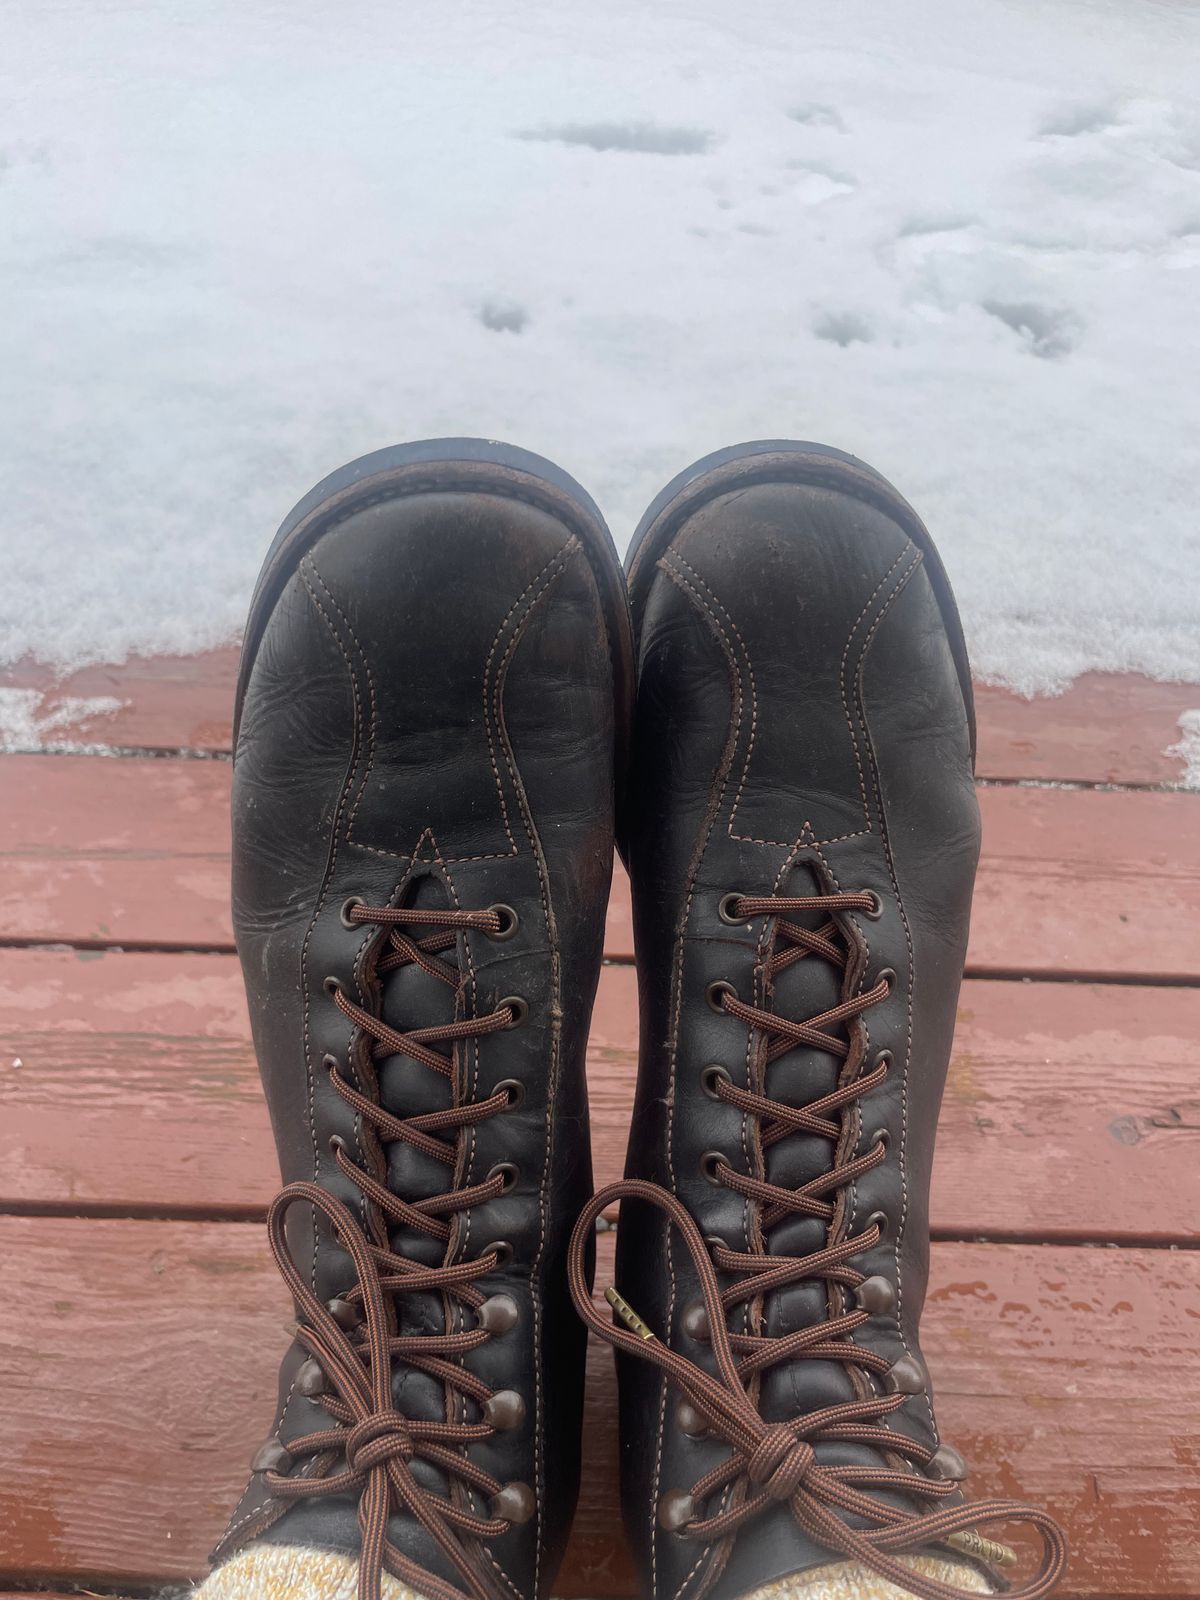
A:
[[759, 860, 847, 1232], [373, 871, 465, 1272], [754, 869, 909, 1516], [755, 861, 861, 1416], [366, 873, 470, 1503]]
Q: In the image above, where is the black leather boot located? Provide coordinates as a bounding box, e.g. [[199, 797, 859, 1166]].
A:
[[213, 440, 633, 1600], [569, 444, 1066, 1600]]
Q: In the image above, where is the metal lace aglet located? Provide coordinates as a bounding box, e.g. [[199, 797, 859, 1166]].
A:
[[945, 1530, 1018, 1568], [605, 1285, 657, 1342]]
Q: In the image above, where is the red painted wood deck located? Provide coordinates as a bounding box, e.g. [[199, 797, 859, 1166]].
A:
[[1, 652, 1198, 1600]]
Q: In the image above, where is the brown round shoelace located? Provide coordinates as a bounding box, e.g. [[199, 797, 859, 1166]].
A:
[[258, 902, 533, 1600], [567, 889, 1068, 1600]]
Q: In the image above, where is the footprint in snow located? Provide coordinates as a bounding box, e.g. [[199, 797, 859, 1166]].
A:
[[981, 300, 1081, 359], [783, 162, 856, 203], [479, 299, 528, 334], [787, 104, 847, 133], [1037, 104, 1122, 139], [516, 122, 713, 155], [813, 311, 874, 347]]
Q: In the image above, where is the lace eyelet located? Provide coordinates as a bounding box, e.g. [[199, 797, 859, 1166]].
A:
[[488, 1161, 521, 1193], [866, 1208, 890, 1240], [681, 1300, 710, 1341], [706, 980, 737, 1014], [860, 890, 883, 920], [328, 1133, 349, 1156], [483, 1388, 526, 1430], [718, 892, 748, 926], [251, 1438, 293, 1475], [493, 1481, 535, 1524], [873, 1048, 894, 1073], [499, 995, 528, 1028], [486, 904, 520, 941], [323, 975, 343, 1000], [326, 1296, 361, 1329], [884, 1353, 927, 1395], [873, 1128, 891, 1152], [703, 1234, 728, 1254], [477, 1293, 520, 1334], [339, 896, 365, 930], [676, 1398, 709, 1438], [854, 1274, 895, 1315], [928, 1443, 969, 1482], [876, 967, 896, 993], [658, 1489, 696, 1533], [495, 1078, 525, 1108], [295, 1357, 328, 1397], [699, 1150, 727, 1185], [321, 1053, 339, 1074], [481, 1239, 514, 1270], [700, 1063, 731, 1100]]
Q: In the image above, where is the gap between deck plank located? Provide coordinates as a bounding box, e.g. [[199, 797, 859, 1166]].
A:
[[4, 653, 1196, 788], [2, 951, 1196, 1242], [2, 755, 1199, 980], [2, 1217, 1194, 1598]]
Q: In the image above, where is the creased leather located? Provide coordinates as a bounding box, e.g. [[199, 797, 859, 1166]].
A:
[[217, 486, 618, 1600], [617, 480, 980, 1600]]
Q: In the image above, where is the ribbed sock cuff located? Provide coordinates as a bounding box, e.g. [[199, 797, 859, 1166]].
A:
[[196, 1545, 989, 1600], [737, 1555, 993, 1599], [195, 1546, 428, 1600]]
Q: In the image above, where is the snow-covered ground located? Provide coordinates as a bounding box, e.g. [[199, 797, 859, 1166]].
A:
[[2, 0, 1198, 694]]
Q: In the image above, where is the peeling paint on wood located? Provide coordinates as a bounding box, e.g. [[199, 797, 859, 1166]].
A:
[[4, 654, 1193, 787], [1, 1219, 1194, 1596], [1, 952, 1195, 1241], [9, 753, 1198, 980]]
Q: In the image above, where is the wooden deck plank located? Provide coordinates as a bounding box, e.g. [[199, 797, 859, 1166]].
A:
[[974, 673, 1198, 787], [969, 785, 1200, 982], [0, 650, 239, 754], [0, 756, 232, 949], [2, 952, 1195, 1242], [604, 785, 1200, 979], [2, 1217, 1193, 1596], [3, 755, 1200, 980], [4, 653, 1196, 788]]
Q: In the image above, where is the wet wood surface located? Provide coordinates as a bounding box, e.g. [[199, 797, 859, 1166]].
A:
[[3, 755, 1199, 982], [0, 656, 1197, 1600], [3, 1218, 1195, 1597], [4, 652, 1196, 785], [1, 951, 1196, 1244]]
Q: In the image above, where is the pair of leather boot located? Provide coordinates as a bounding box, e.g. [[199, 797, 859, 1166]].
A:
[[212, 440, 1066, 1600]]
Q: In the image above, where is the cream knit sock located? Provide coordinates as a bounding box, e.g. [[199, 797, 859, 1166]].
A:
[[738, 1554, 992, 1599], [194, 1546, 427, 1600], [195, 1546, 989, 1600]]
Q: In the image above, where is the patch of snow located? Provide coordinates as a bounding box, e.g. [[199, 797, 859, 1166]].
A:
[[1166, 710, 1200, 790], [1, 0, 1198, 694], [0, 688, 125, 753]]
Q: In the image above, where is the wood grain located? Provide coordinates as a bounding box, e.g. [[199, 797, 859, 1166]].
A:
[[2, 952, 1194, 1242], [1, 652, 1196, 1600], [0, 755, 232, 949], [606, 785, 1200, 980], [974, 673, 1198, 787], [5, 653, 1195, 787], [4, 757, 1200, 981], [0, 649, 240, 754], [2, 1216, 1194, 1597]]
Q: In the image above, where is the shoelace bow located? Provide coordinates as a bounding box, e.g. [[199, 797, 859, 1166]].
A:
[[262, 902, 531, 1600], [568, 889, 1067, 1600]]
